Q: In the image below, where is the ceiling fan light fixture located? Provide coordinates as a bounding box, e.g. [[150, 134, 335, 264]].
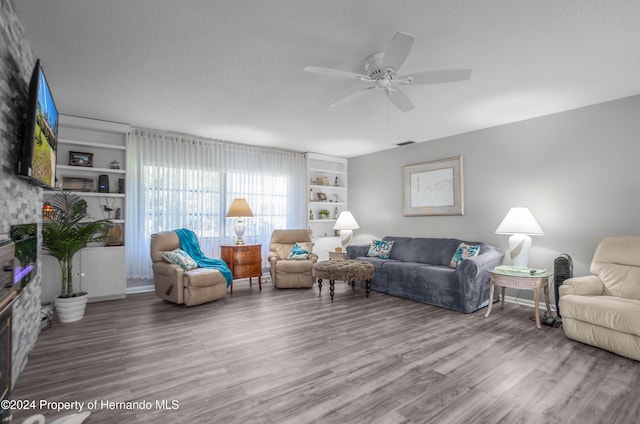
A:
[[376, 78, 391, 89], [304, 31, 472, 112]]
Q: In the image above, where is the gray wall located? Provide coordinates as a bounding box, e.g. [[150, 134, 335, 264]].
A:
[[348, 94, 640, 301], [1, 0, 43, 387]]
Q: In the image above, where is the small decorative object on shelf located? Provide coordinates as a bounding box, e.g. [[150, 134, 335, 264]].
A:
[[319, 209, 330, 219], [61, 176, 94, 192], [317, 176, 329, 186], [110, 159, 120, 169], [335, 176, 340, 186], [42, 202, 54, 219], [309, 188, 314, 201], [105, 224, 123, 246], [317, 192, 327, 201], [334, 207, 339, 219], [309, 209, 314, 220], [77, 199, 87, 215], [69, 151, 93, 167]]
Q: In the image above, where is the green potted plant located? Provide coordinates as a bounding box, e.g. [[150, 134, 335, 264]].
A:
[[318, 209, 330, 219], [42, 191, 109, 323]]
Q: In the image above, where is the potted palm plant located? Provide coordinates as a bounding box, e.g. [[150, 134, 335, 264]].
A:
[[42, 191, 109, 323]]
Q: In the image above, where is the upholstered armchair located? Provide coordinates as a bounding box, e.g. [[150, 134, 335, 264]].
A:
[[150, 230, 227, 306], [559, 236, 640, 360], [268, 229, 318, 288]]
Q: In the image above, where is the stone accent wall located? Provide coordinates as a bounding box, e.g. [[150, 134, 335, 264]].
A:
[[0, 0, 43, 388]]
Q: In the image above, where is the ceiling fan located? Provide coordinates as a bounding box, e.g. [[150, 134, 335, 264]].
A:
[[304, 31, 471, 112]]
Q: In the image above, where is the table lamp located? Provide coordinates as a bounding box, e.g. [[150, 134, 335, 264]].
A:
[[226, 198, 254, 245], [333, 211, 359, 250], [495, 207, 544, 268]]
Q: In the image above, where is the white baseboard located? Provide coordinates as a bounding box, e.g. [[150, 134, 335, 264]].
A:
[[125, 282, 553, 313], [503, 294, 557, 313], [126, 284, 155, 294], [125, 274, 272, 296]]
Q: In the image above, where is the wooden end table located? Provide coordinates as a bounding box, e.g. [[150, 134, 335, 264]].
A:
[[328, 251, 348, 260], [484, 269, 551, 329], [220, 244, 262, 295]]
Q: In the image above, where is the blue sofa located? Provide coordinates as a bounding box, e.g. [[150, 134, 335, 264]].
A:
[[346, 236, 504, 313]]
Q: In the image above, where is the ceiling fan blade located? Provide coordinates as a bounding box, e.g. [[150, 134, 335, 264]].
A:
[[330, 86, 375, 108], [387, 87, 414, 112], [304, 66, 370, 81], [404, 69, 472, 85], [381, 32, 415, 72]]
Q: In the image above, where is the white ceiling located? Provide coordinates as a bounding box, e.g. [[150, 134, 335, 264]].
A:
[[12, 1, 640, 158]]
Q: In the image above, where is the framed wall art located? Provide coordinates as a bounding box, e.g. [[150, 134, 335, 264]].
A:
[[69, 151, 93, 167], [61, 175, 94, 192], [402, 156, 464, 216]]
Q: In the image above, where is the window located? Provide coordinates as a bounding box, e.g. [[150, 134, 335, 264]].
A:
[[126, 129, 307, 279]]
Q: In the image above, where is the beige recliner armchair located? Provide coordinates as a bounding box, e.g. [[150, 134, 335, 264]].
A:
[[559, 236, 640, 360], [150, 230, 227, 306], [268, 229, 318, 288]]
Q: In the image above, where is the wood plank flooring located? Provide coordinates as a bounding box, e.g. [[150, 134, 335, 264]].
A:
[[10, 279, 640, 424]]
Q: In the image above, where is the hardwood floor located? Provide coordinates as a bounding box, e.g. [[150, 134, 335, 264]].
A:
[[11, 279, 640, 424]]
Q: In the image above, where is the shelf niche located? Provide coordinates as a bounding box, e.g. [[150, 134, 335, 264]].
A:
[[307, 153, 348, 261]]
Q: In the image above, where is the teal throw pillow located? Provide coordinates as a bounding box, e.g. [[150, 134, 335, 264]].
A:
[[450, 242, 481, 268], [287, 242, 314, 260], [366, 239, 395, 259], [162, 248, 198, 271]]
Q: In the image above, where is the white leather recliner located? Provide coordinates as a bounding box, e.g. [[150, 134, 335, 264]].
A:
[[559, 236, 640, 361]]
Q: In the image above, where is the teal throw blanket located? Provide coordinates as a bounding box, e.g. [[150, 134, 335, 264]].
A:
[[174, 228, 233, 287]]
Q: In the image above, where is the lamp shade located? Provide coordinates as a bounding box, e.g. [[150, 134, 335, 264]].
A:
[[225, 198, 254, 217], [333, 211, 360, 231], [333, 211, 359, 250], [495, 207, 543, 235]]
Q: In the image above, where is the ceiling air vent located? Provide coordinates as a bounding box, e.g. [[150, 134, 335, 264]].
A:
[[396, 141, 415, 146]]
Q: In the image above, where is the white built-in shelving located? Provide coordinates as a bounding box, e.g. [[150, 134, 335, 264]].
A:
[[41, 115, 129, 303], [307, 153, 348, 260]]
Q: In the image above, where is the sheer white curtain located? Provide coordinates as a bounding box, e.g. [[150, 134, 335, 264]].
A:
[[126, 129, 307, 279]]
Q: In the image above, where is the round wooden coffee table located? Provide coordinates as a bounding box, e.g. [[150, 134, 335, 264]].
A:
[[312, 259, 375, 301]]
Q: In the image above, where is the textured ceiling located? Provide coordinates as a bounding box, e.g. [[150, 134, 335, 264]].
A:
[[12, 0, 640, 158]]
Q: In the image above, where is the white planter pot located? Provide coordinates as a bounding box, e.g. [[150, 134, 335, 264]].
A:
[[54, 293, 89, 323]]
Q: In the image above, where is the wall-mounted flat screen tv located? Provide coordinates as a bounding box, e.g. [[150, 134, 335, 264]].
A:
[[17, 59, 59, 190]]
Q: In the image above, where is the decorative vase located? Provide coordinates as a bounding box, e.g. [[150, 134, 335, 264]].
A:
[[54, 293, 89, 323]]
